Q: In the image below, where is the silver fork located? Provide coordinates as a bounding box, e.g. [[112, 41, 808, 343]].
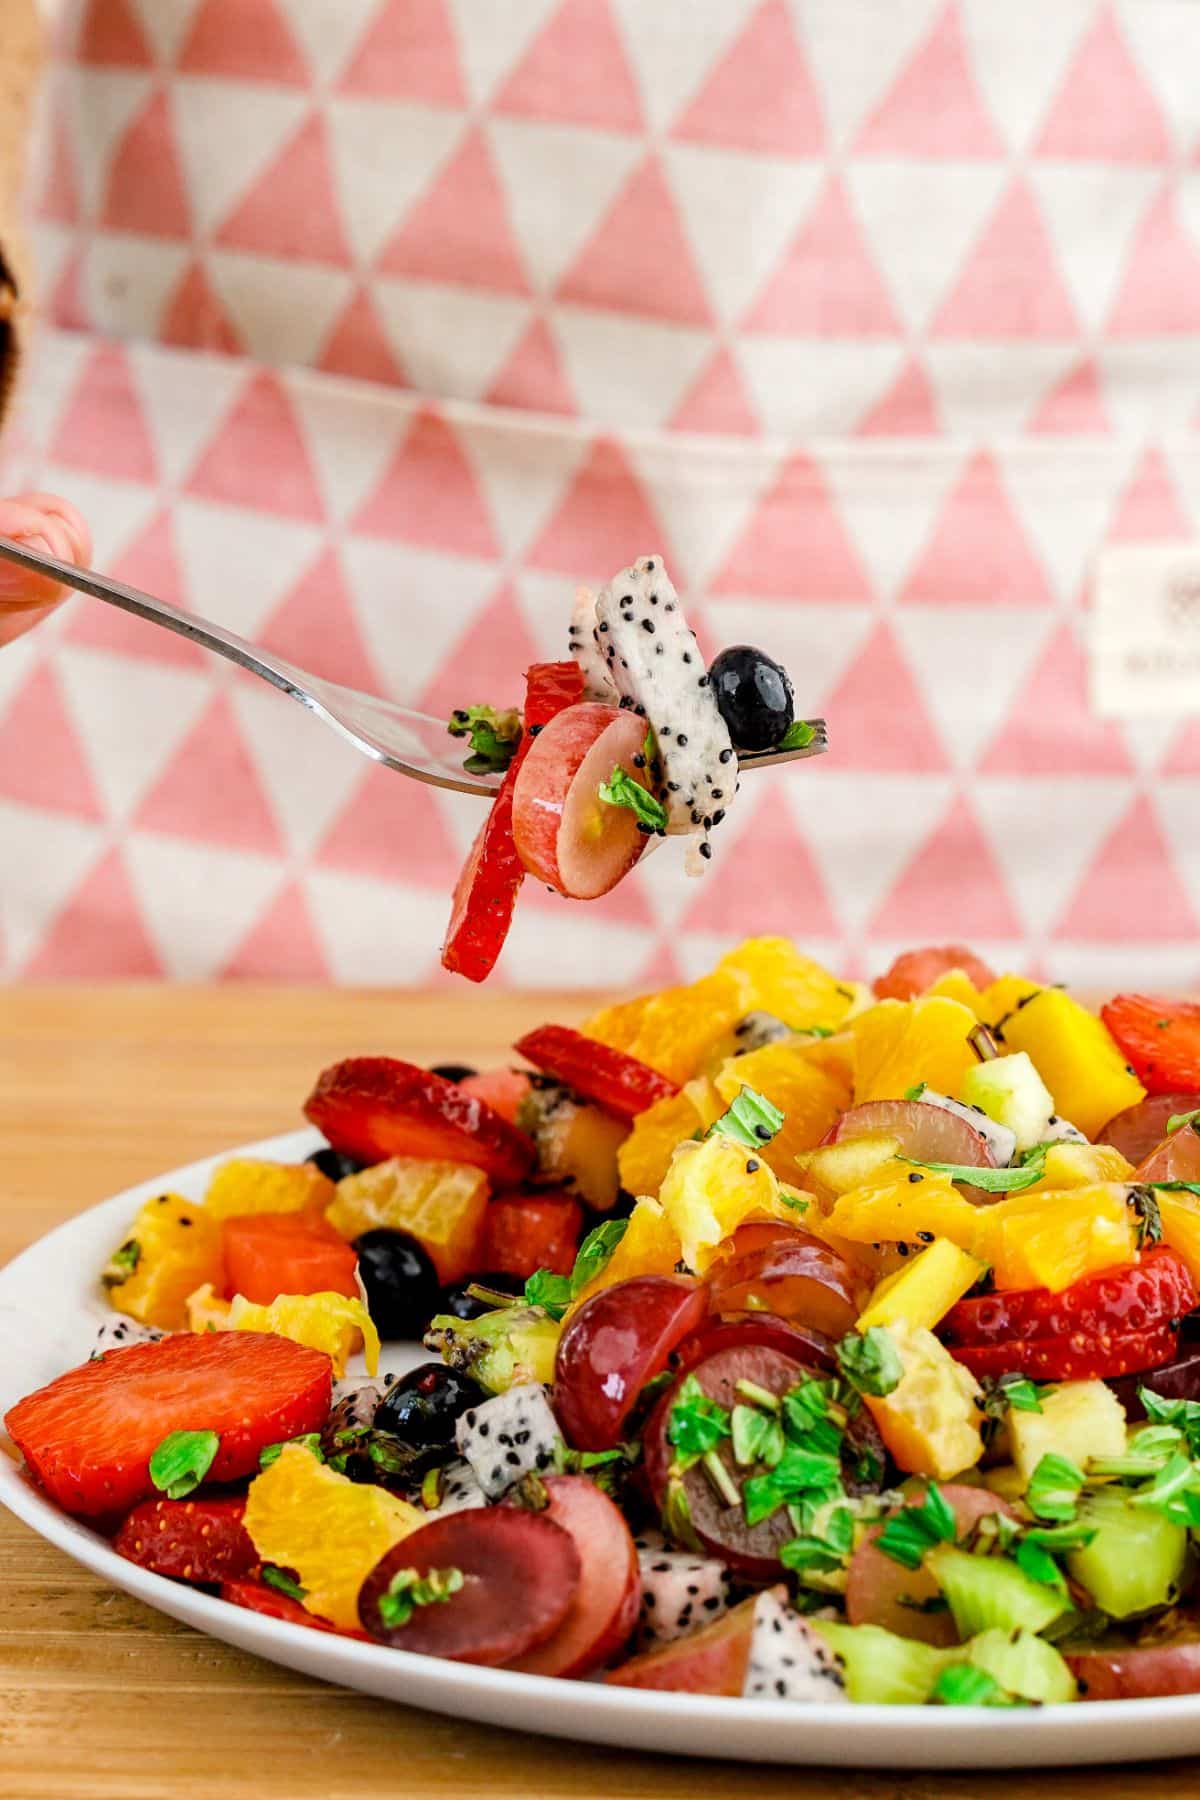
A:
[[0, 534, 828, 797]]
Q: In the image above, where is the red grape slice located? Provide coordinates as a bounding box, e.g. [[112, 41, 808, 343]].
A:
[[1134, 1122, 1200, 1184], [511, 703, 651, 899], [672, 1314, 837, 1378], [824, 1099, 997, 1167], [553, 1275, 708, 1452], [845, 1484, 1016, 1647], [1098, 1094, 1200, 1165], [506, 1475, 639, 1677], [1067, 1619, 1200, 1700], [708, 1230, 867, 1341], [605, 1590, 768, 1695]]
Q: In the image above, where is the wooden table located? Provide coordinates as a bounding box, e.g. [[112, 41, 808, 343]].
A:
[[0, 985, 1193, 1800]]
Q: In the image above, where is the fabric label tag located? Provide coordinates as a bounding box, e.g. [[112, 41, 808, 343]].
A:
[[1092, 543, 1200, 718]]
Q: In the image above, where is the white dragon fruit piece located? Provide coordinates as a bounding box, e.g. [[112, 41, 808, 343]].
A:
[[91, 1318, 166, 1358], [636, 1548, 738, 1649], [742, 1589, 850, 1705], [568, 585, 619, 701], [330, 1376, 385, 1430], [454, 1382, 561, 1501], [427, 1457, 487, 1517], [920, 1089, 1018, 1166], [1040, 1114, 1088, 1145], [590, 554, 736, 856]]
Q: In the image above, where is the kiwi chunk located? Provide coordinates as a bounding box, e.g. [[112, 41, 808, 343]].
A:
[[964, 1628, 1077, 1705], [926, 1545, 1068, 1638], [1066, 1487, 1187, 1620], [813, 1622, 950, 1704]]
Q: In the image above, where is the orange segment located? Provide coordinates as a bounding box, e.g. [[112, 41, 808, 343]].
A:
[[658, 1133, 799, 1272], [225, 1291, 380, 1379], [580, 992, 653, 1055], [1160, 1193, 1200, 1289], [621, 968, 755, 1085], [716, 937, 862, 1031], [825, 1171, 984, 1252], [103, 1195, 224, 1331], [326, 1156, 488, 1286], [976, 1185, 1137, 1293], [714, 1042, 847, 1181], [205, 1159, 334, 1221], [618, 1090, 705, 1199], [850, 997, 979, 1103], [569, 1199, 682, 1309]]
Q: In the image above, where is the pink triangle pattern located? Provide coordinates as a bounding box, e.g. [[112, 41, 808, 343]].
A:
[[214, 112, 353, 267], [868, 794, 1023, 938], [525, 438, 671, 579], [742, 177, 900, 337], [671, 0, 825, 156], [1107, 447, 1192, 541], [23, 848, 164, 979], [62, 511, 206, 668], [351, 407, 499, 557], [337, 0, 466, 105], [484, 320, 577, 416], [978, 622, 1132, 775], [375, 128, 530, 294], [1053, 796, 1198, 941], [47, 251, 88, 332], [931, 179, 1079, 339], [221, 882, 331, 980], [855, 359, 943, 436], [557, 157, 713, 327], [76, 0, 153, 65], [668, 348, 761, 436], [0, 663, 103, 819], [37, 108, 80, 224], [49, 342, 159, 483], [133, 692, 285, 853], [855, 3, 1004, 158], [494, 0, 643, 132], [1107, 187, 1200, 335], [317, 289, 408, 387], [177, 0, 310, 84], [418, 583, 542, 721], [900, 451, 1055, 607], [820, 622, 949, 772], [1035, 8, 1170, 163], [521, 852, 655, 927], [1027, 359, 1111, 435], [1161, 723, 1200, 777], [258, 547, 383, 693], [316, 763, 464, 889], [681, 785, 838, 936], [710, 452, 873, 601], [100, 89, 192, 239], [160, 263, 244, 355], [185, 372, 325, 521]]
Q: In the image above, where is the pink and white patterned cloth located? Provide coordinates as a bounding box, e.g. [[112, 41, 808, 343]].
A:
[[3, 0, 1200, 988]]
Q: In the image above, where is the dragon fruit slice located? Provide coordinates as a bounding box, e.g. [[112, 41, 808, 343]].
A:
[[920, 1089, 1017, 1166], [568, 584, 619, 702], [636, 1548, 738, 1649], [91, 1318, 165, 1358], [454, 1381, 561, 1501], [329, 1377, 386, 1431], [427, 1456, 487, 1517], [742, 1589, 850, 1704]]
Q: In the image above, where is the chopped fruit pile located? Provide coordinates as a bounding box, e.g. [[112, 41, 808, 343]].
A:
[[17, 937, 1200, 1711]]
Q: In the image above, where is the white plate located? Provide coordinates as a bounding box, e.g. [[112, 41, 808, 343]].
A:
[[3, 1129, 1200, 1770]]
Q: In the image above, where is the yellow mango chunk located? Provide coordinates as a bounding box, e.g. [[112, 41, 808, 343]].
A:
[[864, 1320, 983, 1480], [1021, 1142, 1134, 1193], [716, 936, 861, 1032], [858, 1238, 986, 1332], [714, 1043, 847, 1182], [658, 1133, 796, 1272], [978, 975, 1043, 1028], [103, 1194, 224, 1331], [227, 1291, 380, 1379], [795, 1134, 901, 1206], [1159, 1193, 1200, 1289], [977, 1185, 1137, 1293], [569, 1198, 682, 1310], [1000, 988, 1145, 1140], [204, 1159, 333, 1221], [618, 1089, 705, 1199], [244, 1444, 421, 1630], [826, 1171, 986, 1253], [851, 997, 979, 1104]]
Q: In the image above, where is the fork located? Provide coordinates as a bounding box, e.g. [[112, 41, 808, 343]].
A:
[[0, 534, 828, 798]]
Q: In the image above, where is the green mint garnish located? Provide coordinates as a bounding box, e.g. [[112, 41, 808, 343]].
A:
[[778, 719, 816, 751], [705, 1084, 785, 1151], [598, 766, 668, 832], [1004, 1378, 1044, 1414], [731, 1403, 785, 1469], [778, 1190, 809, 1214], [259, 1433, 323, 1470], [1167, 1110, 1200, 1135], [1014, 1538, 1068, 1595], [932, 1664, 1017, 1708], [148, 1428, 220, 1500], [875, 1482, 957, 1571], [742, 1445, 842, 1527], [975, 1376, 1043, 1449], [1026, 1452, 1085, 1522], [377, 1566, 465, 1631], [1147, 1181, 1200, 1201], [447, 704, 521, 776], [836, 1327, 903, 1399], [668, 1374, 732, 1464], [1128, 1186, 1163, 1250], [903, 1082, 927, 1101], [780, 1503, 856, 1574], [103, 1239, 141, 1285], [523, 1218, 630, 1320], [897, 1153, 1047, 1193], [261, 1565, 306, 1602], [1138, 1389, 1200, 1455]]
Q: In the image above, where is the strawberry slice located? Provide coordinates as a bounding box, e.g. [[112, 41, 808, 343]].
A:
[[1101, 995, 1200, 1096], [5, 1333, 332, 1518], [513, 1023, 677, 1120], [950, 1323, 1179, 1384], [442, 661, 584, 983], [219, 1577, 369, 1637], [115, 1496, 258, 1585], [304, 1056, 534, 1186]]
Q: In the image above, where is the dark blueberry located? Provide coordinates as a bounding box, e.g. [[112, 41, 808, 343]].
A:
[[429, 1062, 478, 1082], [307, 1147, 366, 1183], [353, 1229, 441, 1338], [438, 1271, 523, 1321], [709, 644, 795, 751], [376, 1362, 485, 1450]]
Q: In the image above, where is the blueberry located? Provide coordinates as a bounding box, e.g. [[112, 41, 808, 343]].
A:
[[709, 644, 795, 751], [375, 1362, 485, 1450], [439, 1271, 523, 1321], [307, 1147, 366, 1183], [430, 1062, 477, 1083], [353, 1229, 441, 1339]]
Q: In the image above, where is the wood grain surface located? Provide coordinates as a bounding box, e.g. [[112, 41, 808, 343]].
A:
[[0, 984, 1195, 1800]]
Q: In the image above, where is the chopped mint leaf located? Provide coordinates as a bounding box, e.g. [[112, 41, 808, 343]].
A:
[[447, 704, 522, 776], [1004, 1378, 1044, 1414], [903, 1082, 927, 1101], [1129, 1451, 1200, 1519], [780, 1504, 856, 1574], [1021, 1522, 1097, 1553], [259, 1433, 323, 1469], [778, 1189, 809, 1214], [897, 1153, 1047, 1193], [524, 1218, 630, 1319], [377, 1565, 464, 1631], [1014, 1538, 1067, 1594], [932, 1664, 1016, 1708], [261, 1565, 306, 1603], [796, 1024, 834, 1039], [976, 1376, 1043, 1449], [1167, 1110, 1200, 1136], [1139, 1388, 1200, 1455], [148, 1428, 220, 1501], [876, 1483, 957, 1571], [706, 1084, 785, 1151], [778, 719, 816, 751], [1147, 1181, 1200, 1202], [731, 1403, 785, 1469], [837, 1327, 903, 1399], [668, 1374, 732, 1463], [523, 1269, 572, 1318], [1128, 1186, 1163, 1250], [103, 1238, 141, 1285], [598, 766, 668, 832], [742, 1445, 842, 1527], [1026, 1451, 1085, 1522]]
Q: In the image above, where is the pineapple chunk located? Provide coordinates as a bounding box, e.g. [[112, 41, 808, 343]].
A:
[[975, 1185, 1137, 1293], [794, 1133, 900, 1205], [1009, 1382, 1127, 1490], [981, 1464, 1027, 1505], [979, 974, 1042, 1027], [1021, 1142, 1134, 1193], [857, 1238, 986, 1332], [658, 1133, 795, 1272], [103, 1195, 224, 1331], [1000, 988, 1145, 1140], [864, 1320, 983, 1480], [569, 1198, 681, 1308]]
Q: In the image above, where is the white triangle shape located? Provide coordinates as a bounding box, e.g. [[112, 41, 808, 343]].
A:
[[512, 569, 582, 663], [31, 465, 158, 570], [847, 162, 1007, 335], [28, 221, 75, 308], [894, 607, 1055, 775], [206, 251, 353, 369], [820, 442, 963, 603], [126, 340, 252, 485], [339, 537, 499, 704], [66, 67, 154, 218], [734, 340, 906, 440], [996, 439, 1140, 606], [664, 145, 823, 329], [327, 97, 464, 268], [551, 307, 714, 433], [82, 232, 191, 342], [284, 0, 379, 84], [789, 0, 943, 148], [437, 785, 486, 861], [1102, 0, 1199, 156], [372, 279, 529, 402], [307, 867, 445, 983], [974, 776, 1133, 939], [0, 803, 106, 971], [1121, 715, 1178, 776], [171, 76, 308, 235], [1051, 942, 1194, 995], [173, 497, 324, 637], [12, 329, 92, 461], [1157, 441, 1200, 536], [501, 903, 652, 988], [229, 680, 366, 859], [925, 345, 1084, 440], [448, 0, 560, 104], [1031, 167, 1159, 336], [961, 0, 1094, 150], [488, 118, 641, 296], [610, 0, 749, 132], [703, 600, 874, 712], [1155, 780, 1200, 921], [0, 634, 40, 720], [288, 376, 409, 525], [781, 771, 953, 937], [624, 438, 781, 596], [128, 0, 201, 62], [125, 834, 286, 980], [55, 646, 212, 822], [451, 413, 591, 561], [1099, 341, 1200, 434]]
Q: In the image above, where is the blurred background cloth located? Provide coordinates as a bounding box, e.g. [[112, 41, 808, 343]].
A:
[[2, 0, 1200, 988]]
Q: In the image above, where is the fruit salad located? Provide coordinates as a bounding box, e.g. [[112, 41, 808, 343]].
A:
[[12, 939, 1200, 1709]]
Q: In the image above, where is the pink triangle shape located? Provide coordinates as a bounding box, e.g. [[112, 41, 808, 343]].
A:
[[221, 881, 330, 980], [900, 450, 1054, 606], [1108, 446, 1192, 541], [525, 438, 670, 579], [1162, 722, 1200, 776], [133, 692, 285, 853], [710, 452, 873, 601], [868, 795, 1022, 939], [1053, 795, 1197, 941], [668, 347, 760, 436], [37, 108, 80, 224], [215, 112, 352, 267], [417, 583, 538, 723], [76, 0, 153, 63], [350, 407, 498, 557], [855, 358, 943, 436], [177, 0, 309, 83], [1107, 187, 1200, 335], [821, 623, 949, 772], [46, 249, 88, 332], [337, 0, 465, 104], [484, 319, 577, 416], [316, 764, 466, 891], [375, 127, 529, 294], [741, 176, 900, 336], [978, 622, 1132, 775], [49, 342, 159, 483], [1035, 7, 1170, 162], [100, 88, 192, 239], [258, 547, 382, 692], [854, 2, 1004, 157], [159, 261, 243, 356], [494, 0, 643, 132], [185, 372, 325, 521], [556, 156, 713, 326], [23, 849, 163, 979], [62, 511, 206, 669], [0, 663, 103, 818], [628, 936, 687, 990], [681, 785, 838, 936], [931, 178, 1079, 339], [1027, 359, 1111, 435], [316, 287, 408, 387], [671, 0, 824, 155], [521, 854, 656, 927]]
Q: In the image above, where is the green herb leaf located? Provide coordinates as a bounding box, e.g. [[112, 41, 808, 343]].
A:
[[259, 1433, 323, 1470], [1014, 1538, 1067, 1594], [778, 1189, 809, 1214], [731, 1404, 785, 1469], [778, 719, 816, 752], [598, 766, 668, 832], [523, 1269, 573, 1317], [1128, 1186, 1164, 1250], [377, 1566, 464, 1631], [1026, 1451, 1085, 1522], [897, 1153, 1046, 1193], [1021, 1522, 1097, 1553], [796, 1025, 834, 1039], [875, 1482, 957, 1571], [903, 1082, 927, 1101], [103, 1238, 141, 1284], [446, 704, 522, 775], [1004, 1377, 1044, 1414], [1129, 1451, 1200, 1519], [148, 1428, 220, 1501], [705, 1084, 785, 1151], [1167, 1110, 1200, 1135], [779, 1503, 856, 1574], [932, 1664, 1016, 1708], [668, 1374, 732, 1462], [837, 1327, 903, 1398], [1147, 1181, 1200, 1201], [743, 1446, 842, 1527], [524, 1218, 631, 1319], [1139, 1388, 1200, 1455], [261, 1565, 306, 1603]]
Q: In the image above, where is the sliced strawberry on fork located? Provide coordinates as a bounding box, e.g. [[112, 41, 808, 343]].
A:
[[442, 660, 584, 983]]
